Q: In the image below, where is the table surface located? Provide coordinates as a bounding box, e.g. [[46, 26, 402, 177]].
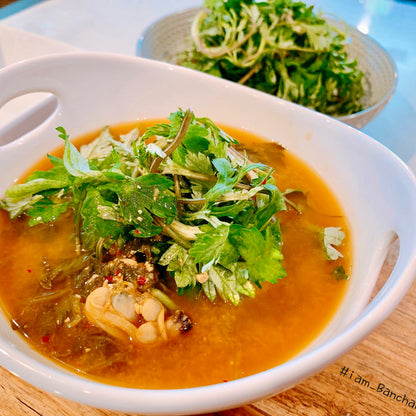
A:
[[0, 1, 416, 415]]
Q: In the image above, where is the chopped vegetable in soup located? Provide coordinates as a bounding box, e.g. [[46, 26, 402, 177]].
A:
[[0, 110, 351, 388]]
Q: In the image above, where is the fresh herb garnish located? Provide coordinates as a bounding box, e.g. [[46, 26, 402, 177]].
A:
[[177, 0, 364, 116], [332, 265, 349, 280], [321, 226, 345, 261], [0, 109, 287, 305]]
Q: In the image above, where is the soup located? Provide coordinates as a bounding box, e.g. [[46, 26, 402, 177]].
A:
[[0, 111, 350, 388]]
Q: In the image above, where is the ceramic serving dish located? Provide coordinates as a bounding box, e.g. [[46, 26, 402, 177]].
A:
[[137, 7, 398, 129], [0, 52, 415, 415]]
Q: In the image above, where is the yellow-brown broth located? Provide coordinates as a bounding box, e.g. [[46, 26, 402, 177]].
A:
[[0, 121, 351, 388]]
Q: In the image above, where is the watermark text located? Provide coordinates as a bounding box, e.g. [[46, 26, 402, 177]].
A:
[[339, 366, 415, 411]]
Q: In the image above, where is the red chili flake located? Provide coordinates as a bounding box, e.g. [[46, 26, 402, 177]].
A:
[[41, 335, 50, 343], [137, 276, 146, 286], [134, 229, 140, 235], [27, 269, 32, 273], [223, 379, 228, 383], [115, 269, 121, 275], [106, 275, 114, 283], [261, 178, 267, 185], [116, 248, 122, 257]]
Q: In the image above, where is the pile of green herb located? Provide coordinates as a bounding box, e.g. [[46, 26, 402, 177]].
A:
[[0, 109, 289, 305], [177, 0, 365, 116]]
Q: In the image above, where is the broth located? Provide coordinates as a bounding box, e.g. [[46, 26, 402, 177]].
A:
[[0, 121, 351, 388]]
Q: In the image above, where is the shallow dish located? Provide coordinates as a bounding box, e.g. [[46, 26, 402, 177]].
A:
[[0, 52, 415, 415], [137, 7, 398, 129]]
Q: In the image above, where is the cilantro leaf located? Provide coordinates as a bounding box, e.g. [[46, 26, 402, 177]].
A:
[[27, 199, 69, 226], [189, 224, 239, 270], [118, 175, 176, 229], [63, 137, 92, 177], [204, 158, 265, 203], [252, 184, 286, 229], [159, 243, 198, 288], [206, 265, 241, 305], [80, 188, 124, 249], [5, 178, 72, 199], [210, 199, 254, 219], [321, 226, 345, 261], [0, 194, 44, 219], [229, 224, 286, 284]]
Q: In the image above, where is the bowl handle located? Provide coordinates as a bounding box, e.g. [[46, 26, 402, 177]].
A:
[[0, 52, 81, 107], [0, 55, 72, 161]]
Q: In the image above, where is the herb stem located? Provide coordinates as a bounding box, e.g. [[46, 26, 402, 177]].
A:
[[149, 287, 178, 311], [191, 10, 260, 59], [150, 109, 193, 173], [154, 218, 199, 248], [238, 63, 262, 85]]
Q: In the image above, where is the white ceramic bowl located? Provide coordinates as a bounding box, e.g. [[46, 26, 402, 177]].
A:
[[137, 7, 398, 129], [0, 52, 415, 415]]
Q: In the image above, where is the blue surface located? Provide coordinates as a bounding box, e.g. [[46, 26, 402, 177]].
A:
[[0, 0, 44, 19]]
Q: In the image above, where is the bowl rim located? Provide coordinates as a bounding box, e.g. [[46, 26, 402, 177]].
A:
[[136, 6, 398, 127], [0, 51, 414, 415], [333, 17, 398, 125]]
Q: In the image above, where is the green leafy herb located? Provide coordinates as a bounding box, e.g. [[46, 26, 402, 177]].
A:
[[177, 0, 364, 116], [332, 265, 349, 280], [0, 109, 288, 305], [321, 226, 345, 261]]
